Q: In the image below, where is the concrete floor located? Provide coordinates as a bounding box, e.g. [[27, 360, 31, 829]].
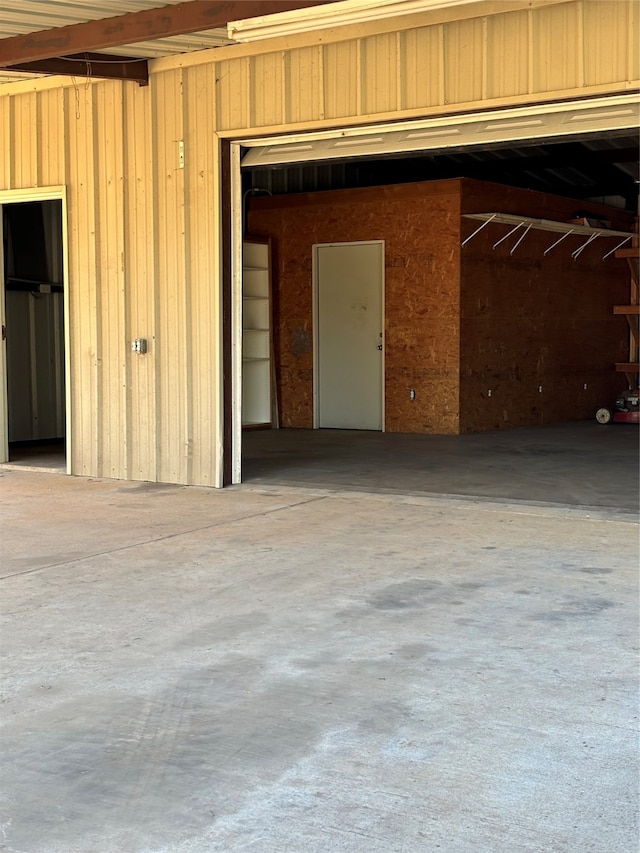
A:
[[3, 439, 67, 475], [1, 457, 638, 852], [242, 422, 640, 513], [5, 422, 639, 512]]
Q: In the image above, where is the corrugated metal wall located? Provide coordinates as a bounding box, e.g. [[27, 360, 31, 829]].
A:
[[211, 0, 639, 131], [0, 0, 637, 485], [0, 67, 221, 485]]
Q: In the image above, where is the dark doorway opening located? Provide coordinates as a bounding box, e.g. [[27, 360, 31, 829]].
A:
[[2, 200, 66, 471]]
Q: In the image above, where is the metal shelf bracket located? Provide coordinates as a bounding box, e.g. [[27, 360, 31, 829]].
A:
[[462, 213, 633, 261]]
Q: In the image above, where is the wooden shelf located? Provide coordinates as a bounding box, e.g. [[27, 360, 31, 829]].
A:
[[612, 226, 639, 382], [463, 212, 632, 238], [242, 238, 274, 429]]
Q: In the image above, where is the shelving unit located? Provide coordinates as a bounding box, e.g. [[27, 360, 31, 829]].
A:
[[462, 212, 633, 257], [614, 241, 639, 387], [242, 239, 273, 428]]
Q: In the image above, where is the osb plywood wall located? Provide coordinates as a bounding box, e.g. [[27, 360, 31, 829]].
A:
[[247, 181, 462, 434], [459, 181, 634, 432], [249, 178, 634, 435]]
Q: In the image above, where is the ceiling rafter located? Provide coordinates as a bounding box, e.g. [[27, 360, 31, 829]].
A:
[[0, 0, 336, 83], [6, 53, 149, 85]]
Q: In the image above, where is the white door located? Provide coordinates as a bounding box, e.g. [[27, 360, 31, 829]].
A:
[[314, 241, 384, 430], [0, 211, 8, 463]]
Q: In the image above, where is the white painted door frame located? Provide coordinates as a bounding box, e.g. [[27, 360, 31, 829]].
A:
[[229, 145, 244, 484], [313, 240, 385, 431], [0, 186, 71, 471]]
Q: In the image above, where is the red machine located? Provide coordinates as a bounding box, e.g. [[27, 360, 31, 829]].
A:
[[595, 387, 640, 424]]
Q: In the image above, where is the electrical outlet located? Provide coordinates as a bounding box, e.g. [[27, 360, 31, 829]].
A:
[[132, 338, 148, 354], [409, 389, 416, 400]]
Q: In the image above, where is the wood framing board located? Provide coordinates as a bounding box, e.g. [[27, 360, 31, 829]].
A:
[[463, 212, 632, 239]]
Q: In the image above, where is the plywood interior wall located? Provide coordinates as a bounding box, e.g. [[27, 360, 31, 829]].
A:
[[247, 182, 462, 434], [249, 178, 633, 435], [459, 181, 634, 432]]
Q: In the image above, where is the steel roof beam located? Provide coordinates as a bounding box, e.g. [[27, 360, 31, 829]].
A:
[[0, 1, 335, 67], [6, 52, 149, 85]]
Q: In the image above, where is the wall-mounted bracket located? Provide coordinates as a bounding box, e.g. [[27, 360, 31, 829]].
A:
[[492, 222, 524, 251], [602, 235, 632, 261], [461, 213, 497, 247], [543, 230, 574, 256], [571, 231, 601, 260], [462, 213, 633, 260], [510, 222, 533, 255]]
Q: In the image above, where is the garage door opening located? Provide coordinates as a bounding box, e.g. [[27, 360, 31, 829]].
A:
[[1, 195, 69, 473], [228, 95, 639, 494]]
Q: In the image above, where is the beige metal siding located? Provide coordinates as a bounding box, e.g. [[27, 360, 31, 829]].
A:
[[215, 58, 250, 131], [443, 18, 485, 105], [37, 88, 66, 186], [250, 52, 286, 128], [0, 96, 11, 188], [583, 0, 638, 87], [183, 63, 220, 488], [212, 0, 638, 130], [285, 46, 325, 124], [11, 92, 39, 186], [96, 83, 128, 480], [123, 81, 156, 482], [66, 83, 100, 477], [1, 74, 222, 485], [153, 68, 188, 485], [631, 0, 640, 82], [484, 11, 529, 99], [532, 2, 581, 93], [400, 26, 444, 110], [0, 0, 636, 486], [323, 41, 360, 119], [360, 33, 400, 115]]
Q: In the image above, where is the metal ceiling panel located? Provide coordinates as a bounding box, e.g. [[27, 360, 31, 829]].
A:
[[0, 0, 204, 34]]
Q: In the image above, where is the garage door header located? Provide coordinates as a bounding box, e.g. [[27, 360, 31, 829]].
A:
[[240, 94, 640, 167]]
